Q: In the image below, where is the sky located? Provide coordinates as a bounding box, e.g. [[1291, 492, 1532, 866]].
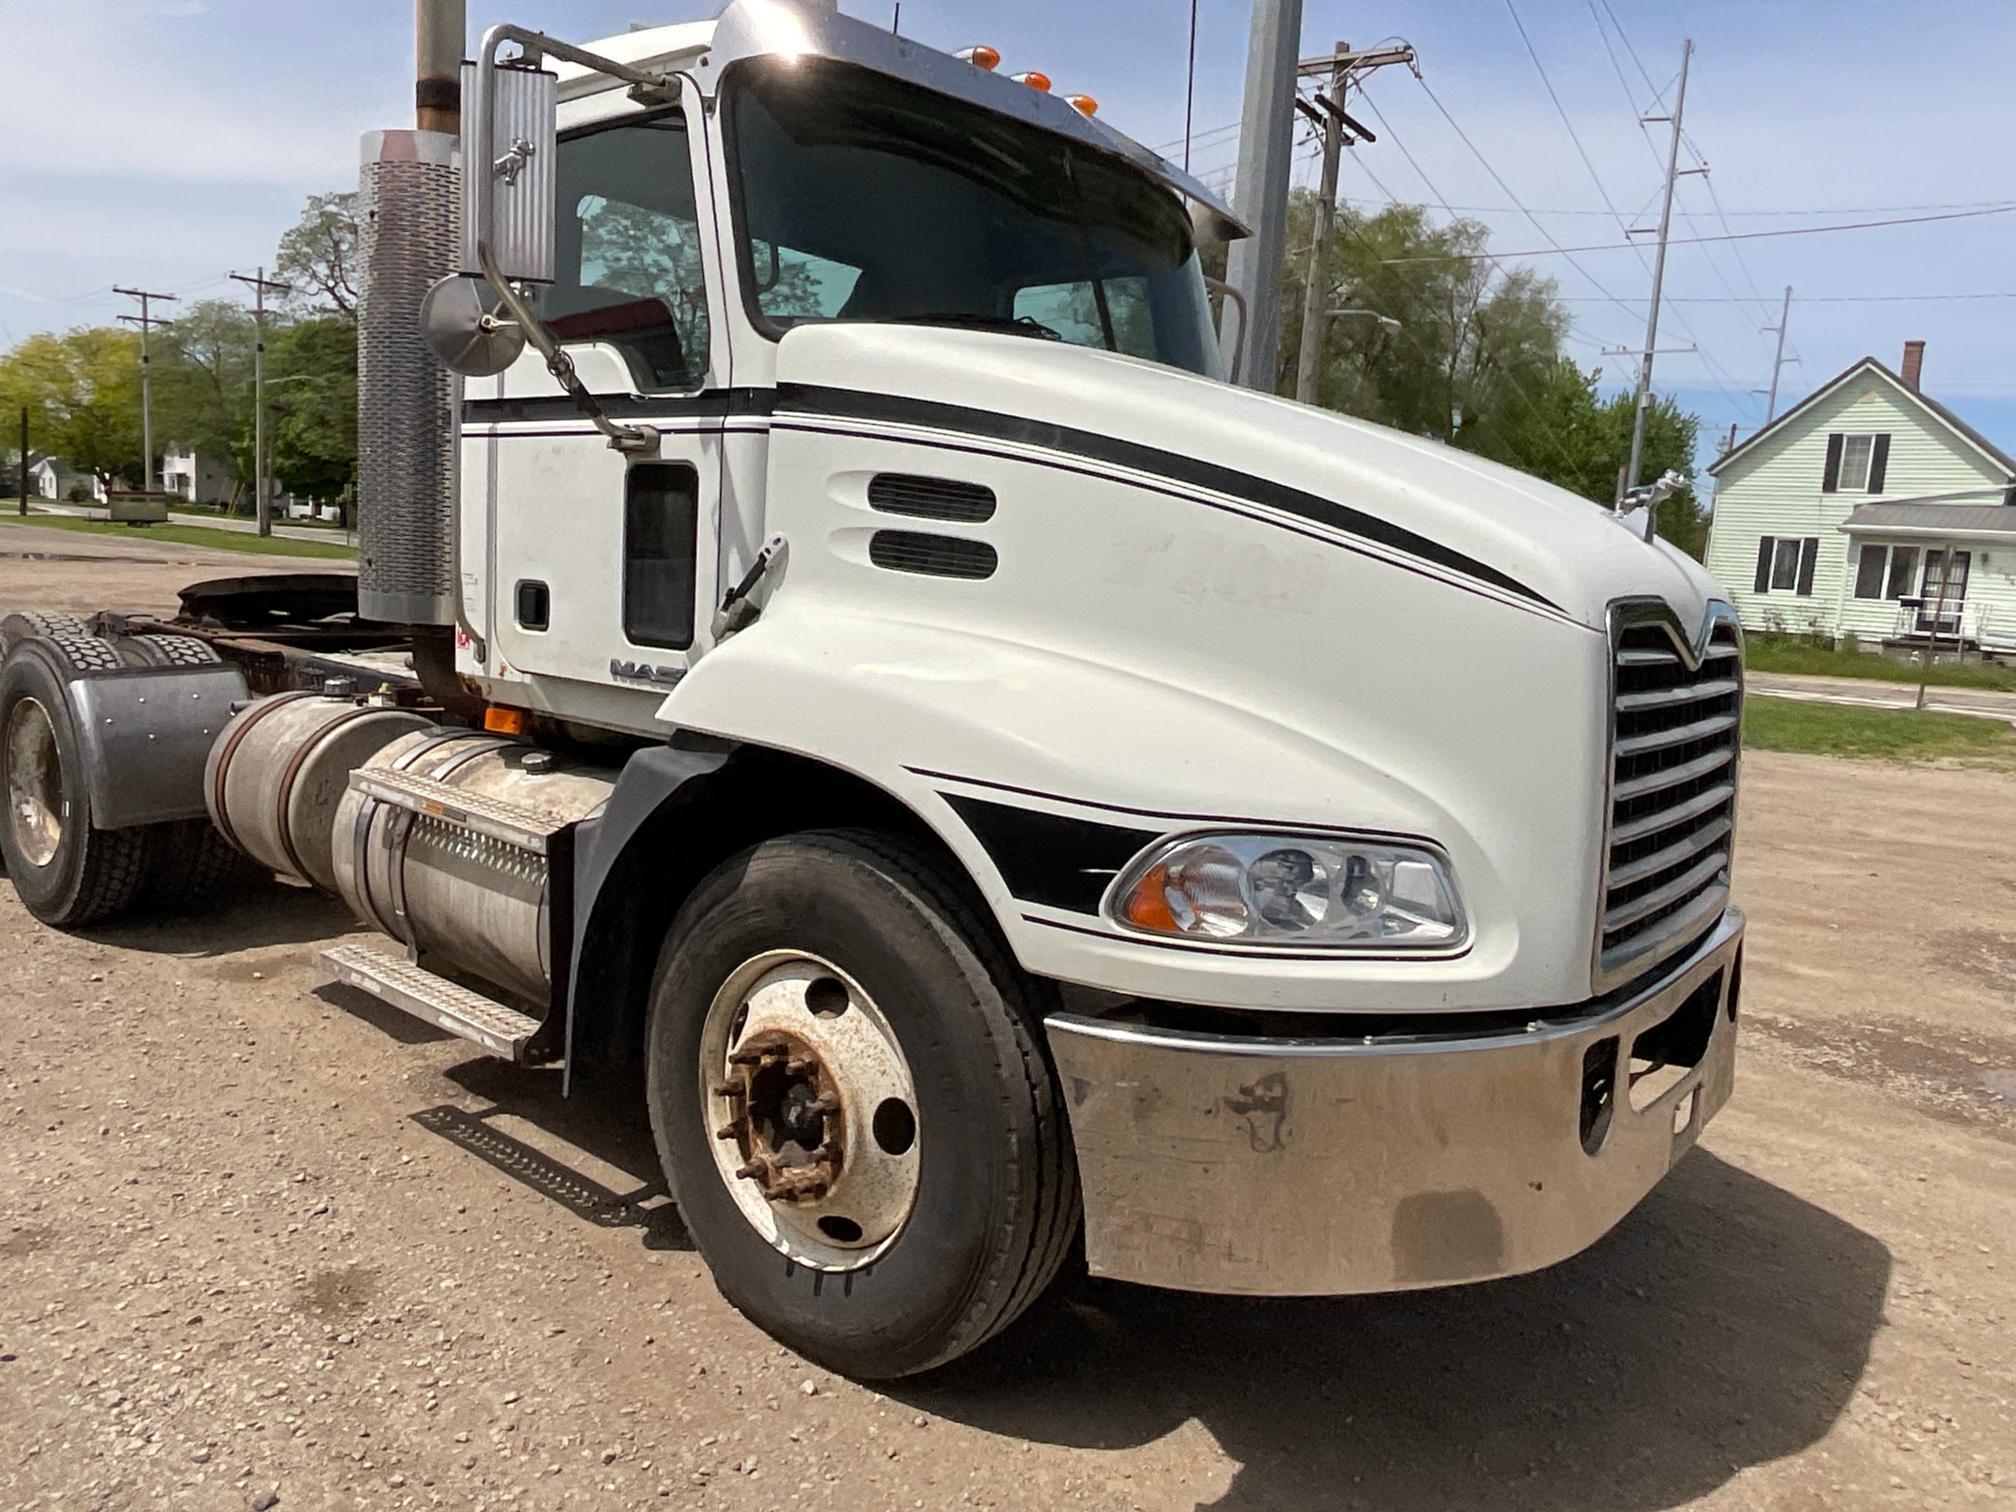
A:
[[3, 0, 2012, 478]]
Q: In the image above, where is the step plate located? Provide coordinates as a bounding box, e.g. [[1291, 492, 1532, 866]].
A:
[[348, 768, 562, 855], [323, 942, 543, 1062]]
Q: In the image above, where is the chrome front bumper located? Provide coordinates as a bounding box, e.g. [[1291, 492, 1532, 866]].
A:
[[1045, 908, 1743, 1296]]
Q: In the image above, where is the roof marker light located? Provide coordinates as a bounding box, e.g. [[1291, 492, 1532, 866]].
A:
[[1064, 93, 1099, 116], [954, 45, 1000, 71], [1011, 70, 1051, 92]]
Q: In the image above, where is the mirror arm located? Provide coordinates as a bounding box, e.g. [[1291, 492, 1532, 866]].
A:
[[474, 244, 659, 455], [1204, 275, 1247, 386]]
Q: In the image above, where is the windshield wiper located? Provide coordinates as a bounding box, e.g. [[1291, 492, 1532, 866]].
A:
[[877, 312, 1064, 341]]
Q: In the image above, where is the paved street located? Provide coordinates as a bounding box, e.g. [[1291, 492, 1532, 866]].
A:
[[1747, 669, 2016, 722], [24, 498, 354, 549]]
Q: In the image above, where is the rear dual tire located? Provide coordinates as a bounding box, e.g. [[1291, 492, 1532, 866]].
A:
[[0, 635, 151, 925], [646, 830, 1079, 1380]]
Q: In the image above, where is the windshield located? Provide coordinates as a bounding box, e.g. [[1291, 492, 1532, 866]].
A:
[[723, 57, 1220, 377]]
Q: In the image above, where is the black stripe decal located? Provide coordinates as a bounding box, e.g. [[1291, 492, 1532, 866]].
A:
[[943, 794, 1159, 916], [461, 381, 1556, 613], [912, 764, 1442, 843], [463, 388, 777, 425], [777, 382, 1557, 611]]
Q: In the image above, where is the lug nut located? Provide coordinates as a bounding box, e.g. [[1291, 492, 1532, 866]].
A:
[[715, 1122, 742, 1141], [734, 1160, 765, 1182], [712, 1082, 746, 1100]]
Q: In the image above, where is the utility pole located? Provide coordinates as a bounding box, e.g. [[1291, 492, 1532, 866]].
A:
[[1763, 285, 1794, 421], [1622, 38, 1695, 501], [1223, 0, 1305, 391], [17, 407, 27, 517], [231, 268, 292, 537], [1291, 41, 1415, 405], [114, 286, 178, 492]]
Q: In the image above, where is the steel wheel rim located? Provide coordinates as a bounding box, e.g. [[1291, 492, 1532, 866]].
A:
[[698, 949, 922, 1270], [4, 697, 63, 869]]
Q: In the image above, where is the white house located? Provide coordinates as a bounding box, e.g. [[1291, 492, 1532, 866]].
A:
[[27, 456, 109, 505], [159, 445, 235, 506], [1704, 342, 2016, 653]]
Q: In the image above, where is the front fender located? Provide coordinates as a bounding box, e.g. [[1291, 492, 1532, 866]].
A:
[[662, 605, 1587, 1013]]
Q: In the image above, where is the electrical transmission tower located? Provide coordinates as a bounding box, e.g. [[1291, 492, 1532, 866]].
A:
[[1621, 38, 1704, 501]]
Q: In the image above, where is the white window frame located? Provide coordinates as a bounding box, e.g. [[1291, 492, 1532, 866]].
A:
[[1852, 542, 1923, 602], [1770, 537, 1802, 591], [1838, 433, 1876, 492]]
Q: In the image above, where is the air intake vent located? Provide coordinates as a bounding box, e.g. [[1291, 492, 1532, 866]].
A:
[[868, 474, 997, 523], [869, 531, 998, 580]]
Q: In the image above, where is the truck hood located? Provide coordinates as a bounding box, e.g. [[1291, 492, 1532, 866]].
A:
[[772, 323, 1721, 634]]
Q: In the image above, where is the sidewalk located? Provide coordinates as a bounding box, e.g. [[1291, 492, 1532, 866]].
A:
[[1747, 669, 2016, 722]]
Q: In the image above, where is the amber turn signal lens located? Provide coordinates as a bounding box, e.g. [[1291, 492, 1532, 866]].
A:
[[1064, 93, 1099, 116], [1115, 861, 1179, 933], [955, 44, 1001, 70], [483, 705, 529, 736], [1011, 70, 1052, 92]]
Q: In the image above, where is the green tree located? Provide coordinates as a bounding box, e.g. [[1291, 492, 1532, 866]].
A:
[[153, 299, 257, 505], [1481, 360, 1707, 557], [275, 192, 360, 320], [0, 327, 143, 487], [1255, 189, 1708, 555], [1274, 194, 1568, 442], [268, 316, 359, 512]]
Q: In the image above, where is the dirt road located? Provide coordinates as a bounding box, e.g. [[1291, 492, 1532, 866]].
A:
[[0, 523, 332, 618], [1, 552, 2012, 1509]]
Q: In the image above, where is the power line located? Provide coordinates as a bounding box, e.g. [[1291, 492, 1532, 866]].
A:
[[1599, 0, 1665, 103], [1554, 290, 2016, 303], [1497, 1, 1756, 421], [1376, 203, 2016, 263], [1338, 194, 2016, 219], [1585, 0, 1667, 175], [1340, 156, 1611, 482]]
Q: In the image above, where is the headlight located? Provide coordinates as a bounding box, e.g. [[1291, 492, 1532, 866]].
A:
[[1108, 833, 1466, 950]]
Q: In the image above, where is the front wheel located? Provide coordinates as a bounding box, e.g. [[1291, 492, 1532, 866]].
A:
[[646, 830, 1079, 1380]]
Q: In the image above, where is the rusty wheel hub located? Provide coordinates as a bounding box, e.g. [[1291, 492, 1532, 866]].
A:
[[715, 1031, 846, 1202], [699, 952, 922, 1269]]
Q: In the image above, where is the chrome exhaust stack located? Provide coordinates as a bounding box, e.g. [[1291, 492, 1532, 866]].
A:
[[354, 0, 465, 627]]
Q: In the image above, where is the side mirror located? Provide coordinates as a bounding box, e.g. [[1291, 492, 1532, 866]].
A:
[[460, 55, 557, 287]]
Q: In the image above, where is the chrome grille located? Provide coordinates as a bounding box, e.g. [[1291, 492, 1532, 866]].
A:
[[1597, 607, 1742, 991]]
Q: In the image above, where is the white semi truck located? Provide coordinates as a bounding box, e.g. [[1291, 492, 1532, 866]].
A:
[[0, 0, 1744, 1378]]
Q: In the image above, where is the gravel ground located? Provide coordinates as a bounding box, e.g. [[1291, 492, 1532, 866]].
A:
[[1, 555, 2012, 1510]]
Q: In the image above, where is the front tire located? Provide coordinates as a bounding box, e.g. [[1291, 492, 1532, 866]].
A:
[[646, 830, 1079, 1379]]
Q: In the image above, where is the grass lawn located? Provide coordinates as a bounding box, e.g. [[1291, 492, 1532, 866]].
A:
[[1744, 632, 2016, 692], [1744, 695, 2016, 768], [0, 513, 356, 561]]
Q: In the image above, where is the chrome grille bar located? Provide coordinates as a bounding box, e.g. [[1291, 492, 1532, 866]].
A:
[[1596, 603, 1743, 992]]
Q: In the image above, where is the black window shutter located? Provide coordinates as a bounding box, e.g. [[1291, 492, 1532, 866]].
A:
[[1866, 434, 1891, 493], [1796, 537, 1820, 596], [1822, 433, 1844, 492], [1753, 536, 1774, 593]]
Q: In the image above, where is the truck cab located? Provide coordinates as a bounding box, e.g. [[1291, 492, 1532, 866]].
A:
[[0, 0, 1744, 1380]]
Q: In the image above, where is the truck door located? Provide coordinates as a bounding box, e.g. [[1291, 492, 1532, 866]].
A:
[[474, 91, 726, 707]]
